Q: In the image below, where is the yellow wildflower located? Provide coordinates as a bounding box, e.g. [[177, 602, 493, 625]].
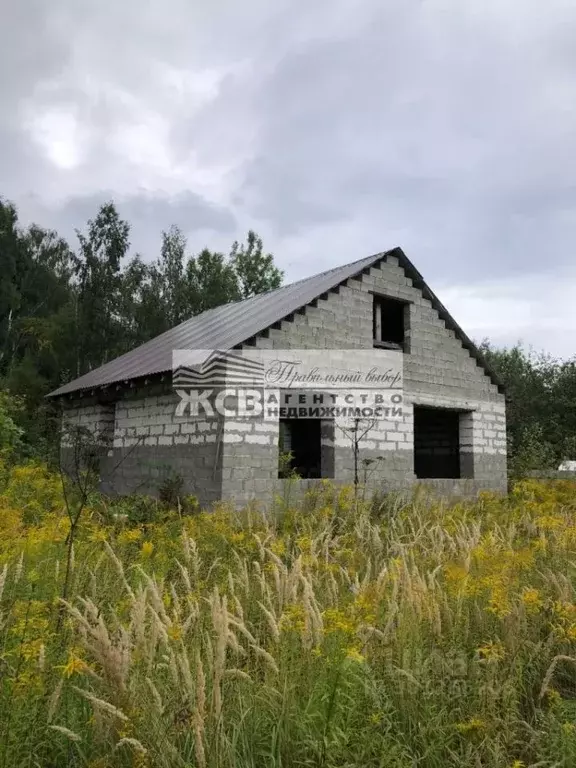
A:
[[486, 580, 512, 618], [477, 641, 506, 663], [270, 539, 286, 557], [444, 563, 469, 583], [167, 623, 183, 642], [520, 587, 542, 613], [88, 527, 109, 543], [295, 535, 313, 554], [322, 608, 356, 635], [553, 601, 576, 621], [140, 541, 154, 558], [279, 603, 306, 633], [344, 646, 365, 664], [117, 529, 142, 545], [535, 514, 564, 531], [58, 652, 89, 678], [456, 716, 487, 733]]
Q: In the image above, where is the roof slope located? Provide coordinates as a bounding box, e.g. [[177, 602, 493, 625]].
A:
[[49, 247, 503, 397], [49, 251, 386, 397]]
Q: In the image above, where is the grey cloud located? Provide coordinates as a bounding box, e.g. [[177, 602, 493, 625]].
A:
[[15, 191, 236, 260], [0, 1, 67, 109], [237, 1, 576, 280], [0, 1, 72, 199], [2, 0, 576, 356]]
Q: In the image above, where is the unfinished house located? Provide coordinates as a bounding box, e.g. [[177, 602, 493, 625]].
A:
[[49, 248, 507, 506]]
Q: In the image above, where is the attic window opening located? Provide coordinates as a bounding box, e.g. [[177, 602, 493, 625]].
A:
[[373, 295, 408, 349]]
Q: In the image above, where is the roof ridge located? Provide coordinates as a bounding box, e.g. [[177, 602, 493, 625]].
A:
[[219, 250, 386, 307], [274, 251, 384, 291]]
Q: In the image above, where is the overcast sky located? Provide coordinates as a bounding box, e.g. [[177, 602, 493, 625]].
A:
[[3, 0, 575, 357]]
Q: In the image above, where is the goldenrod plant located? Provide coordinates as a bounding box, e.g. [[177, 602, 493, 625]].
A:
[[1, 461, 576, 766]]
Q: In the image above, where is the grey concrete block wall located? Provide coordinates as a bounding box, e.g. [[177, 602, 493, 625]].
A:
[[60, 397, 116, 482], [62, 384, 224, 507], [59, 252, 507, 507], [236, 254, 507, 503], [61, 400, 115, 447]]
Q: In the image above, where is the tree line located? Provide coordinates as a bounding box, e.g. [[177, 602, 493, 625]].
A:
[[480, 342, 576, 477], [0, 196, 575, 476], [0, 198, 282, 453]]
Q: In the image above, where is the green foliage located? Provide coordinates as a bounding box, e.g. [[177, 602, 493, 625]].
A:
[[0, 197, 283, 455], [229, 229, 283, 299], [107, 493, 163, 525], [0, 390, 24, 462], [140, 227, 284, 333], [158, 471, 186, 508], [480, 342, 576, 477], [73, 201, 131, 372], [278, 450, 300, 479], [105, 490, 200, 526]]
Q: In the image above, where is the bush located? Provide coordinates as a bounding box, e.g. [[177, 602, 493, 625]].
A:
[[0, 390, 24, 464]]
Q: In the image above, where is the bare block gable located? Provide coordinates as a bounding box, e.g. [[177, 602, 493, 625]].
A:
[[246, 255, 501, 404]]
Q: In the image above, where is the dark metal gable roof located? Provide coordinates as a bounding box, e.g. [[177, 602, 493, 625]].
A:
[[49, 247, 503, 397]]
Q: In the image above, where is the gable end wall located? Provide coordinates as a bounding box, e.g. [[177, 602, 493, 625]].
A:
[[219, 254, 506, 504]]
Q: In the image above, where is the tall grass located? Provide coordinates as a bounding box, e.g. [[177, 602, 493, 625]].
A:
[[1, 464, 576, 766]]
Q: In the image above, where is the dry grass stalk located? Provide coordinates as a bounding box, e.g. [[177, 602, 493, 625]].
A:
[[145, 677, 164, 714], [228, 616, 257, 645], [62, 597, 131, 693], [0, 563, 7, 602], [47, 678, 64, 723], [72, 687, 129, 721], [49, 725, 82, 742], [226, 628, 247, 656], [251, 644, 280, 675], [232, 594, 244, 622], [301, 574, 323, 646], [14, 551, 23, 583], [210, 588, 229, 723], [192, 650, 207, 768], [539, 654, 576, 700], [231, 550, 249, 593], [103, 541, 135, 601], [195, 651, 206, 721], [224, 668, 252, 681], [116, 736, 147, 754], [170, 582, 182, 620], [176, 645, 195, 705], [258, 601, 280, 643], [175, 559, 192, 594], [130, 586, 149, 652]]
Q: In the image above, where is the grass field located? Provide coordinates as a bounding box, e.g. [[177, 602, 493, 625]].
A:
[[1, 462, 576, 767]]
